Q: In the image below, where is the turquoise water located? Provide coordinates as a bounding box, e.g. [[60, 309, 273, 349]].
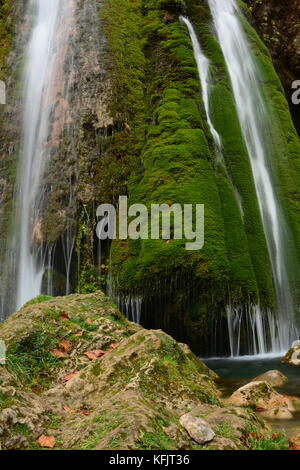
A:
[[204, 356, 300, 437], [204, 356, 300, 398]]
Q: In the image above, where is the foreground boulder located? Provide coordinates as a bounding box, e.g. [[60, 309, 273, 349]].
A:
[[282, 345, 300, 366], [251, 370, 288, 387], [0, 292, 286, 450], [179, 415, 215, 444]]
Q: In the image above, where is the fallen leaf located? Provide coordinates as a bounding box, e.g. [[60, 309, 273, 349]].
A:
[[80, 411, 90, 416], [108, 342, 119, 350], [255, 408, 267, 412], [59, 313, 69, 319], [63, 371, 79, 382], [50, 349, 66, 359], [85, 318, 93, 325], [84, 349, 105, 360], [59, 340, 72, 352], [74, 332, 83, 337], [38, 435, 55, 448], [63, 406, 77, 414]]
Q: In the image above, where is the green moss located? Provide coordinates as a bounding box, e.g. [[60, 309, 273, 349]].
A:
[[109, 9, 231, 304], [6, 330, 64, 391], [214, 422, 236, 440], [136, 426, 175, 450], [78, 411, 123, 450], [24, 296, 53, 307]]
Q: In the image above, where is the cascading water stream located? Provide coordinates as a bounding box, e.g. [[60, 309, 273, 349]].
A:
[[208, 0, 299, 352], [16, 0, 75, 309], [180, 16, 222, 151]]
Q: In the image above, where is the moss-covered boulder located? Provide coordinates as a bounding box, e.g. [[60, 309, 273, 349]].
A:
[[227, 381, 300, 419], [251, 370, 288, 387], [0, 291, 272, 450]]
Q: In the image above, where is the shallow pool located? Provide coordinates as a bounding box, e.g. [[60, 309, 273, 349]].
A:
[[203, 355, 300, 437]]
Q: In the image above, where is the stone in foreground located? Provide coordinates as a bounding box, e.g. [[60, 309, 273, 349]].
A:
[[227, 381, 300, 419], [179, 414, 215, 444]]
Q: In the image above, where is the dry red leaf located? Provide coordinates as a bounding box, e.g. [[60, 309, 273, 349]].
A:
[[63, 406, 77, 414], [50, 349, 66, 359], [59, 313, 69, 319], [80, 411, 90, 416], [37, 435, 56, 448], [255, 408, 267, 412], [59, 340, 72, 352], [108, 342, 119, 350], [63, 371, 79, 382], [84, 349, 105, 360], [74, 331, 83, 337]]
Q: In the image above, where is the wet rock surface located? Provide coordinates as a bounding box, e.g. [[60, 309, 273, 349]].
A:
[[282, 345, 300, 367], [251, 370, 288, 387], [227, 380, 300, 421], [0, 291, 275, 451]]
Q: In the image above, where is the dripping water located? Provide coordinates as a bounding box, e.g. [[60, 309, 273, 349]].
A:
[[11, 0, 76, 310]]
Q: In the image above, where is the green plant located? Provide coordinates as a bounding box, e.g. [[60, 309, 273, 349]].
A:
[[243, 425, 289, 451], [6, 330, 64, 391]]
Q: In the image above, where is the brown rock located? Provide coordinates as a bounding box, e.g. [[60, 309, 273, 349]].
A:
[[251, 370, 288, 387], [179, 414, 215, 444]]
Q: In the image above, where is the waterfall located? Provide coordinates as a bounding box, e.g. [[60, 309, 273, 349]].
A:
[[208, 0, 299, 352], [14, 0, 75, 309], [180, 16, 221, 150]]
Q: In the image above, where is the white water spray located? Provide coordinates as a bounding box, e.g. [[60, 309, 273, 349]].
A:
[[180, 16, 221, 149], [16, 0, 75, 309], [208, 0, 298, 351]]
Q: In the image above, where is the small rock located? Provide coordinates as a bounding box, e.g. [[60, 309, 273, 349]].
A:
[[208, 436, 238, 450], [251, 370, 288, 387], [179, 414, 215, 444], [282, 345, 300, 366], [259, 408, 293, 420]]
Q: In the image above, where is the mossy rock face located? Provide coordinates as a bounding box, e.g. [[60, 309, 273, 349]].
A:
[[103, 0, 300, 353], [103, 0, 275, 352], [0, 291, 269, 450]]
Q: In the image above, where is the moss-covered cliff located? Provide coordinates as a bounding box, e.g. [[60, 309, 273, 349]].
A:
[[102, 0, 300, 353]]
